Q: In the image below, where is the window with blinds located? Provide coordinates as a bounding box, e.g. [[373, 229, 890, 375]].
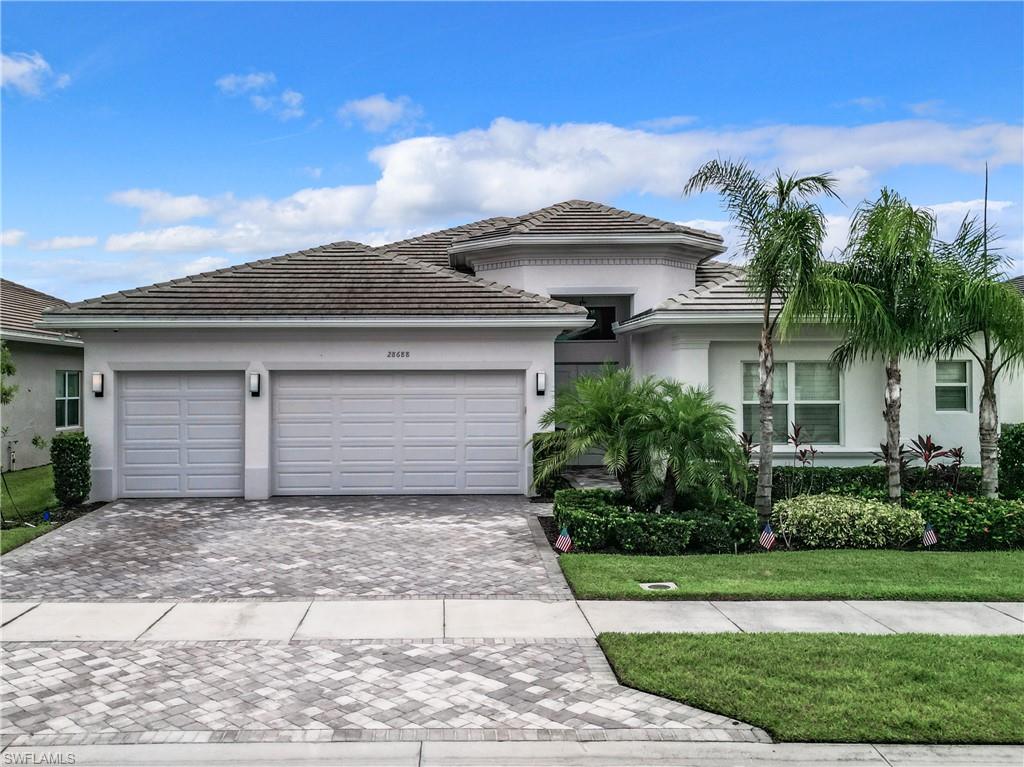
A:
[[742, 361, 841, 445], [935, 361, 970, 411]]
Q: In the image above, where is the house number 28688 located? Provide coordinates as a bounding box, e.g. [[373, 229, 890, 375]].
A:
[[386, 351, 410, 358]]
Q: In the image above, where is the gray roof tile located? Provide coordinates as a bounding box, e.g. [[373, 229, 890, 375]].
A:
[[1, 279, 78, 339]]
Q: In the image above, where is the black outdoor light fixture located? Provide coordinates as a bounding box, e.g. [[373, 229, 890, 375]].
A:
[[536, 371, 547, 396], [248, 372, 261, 397], [91, 372, 104, 397]]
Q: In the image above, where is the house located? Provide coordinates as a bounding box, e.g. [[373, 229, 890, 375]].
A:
[[36, 200, 1024, 501], [1, 279, 85, 472]]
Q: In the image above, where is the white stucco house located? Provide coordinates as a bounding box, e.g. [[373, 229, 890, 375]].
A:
[[1, 279, 85, 472], [36, 200, 1024, 501]]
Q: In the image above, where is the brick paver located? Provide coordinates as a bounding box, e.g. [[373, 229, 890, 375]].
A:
[[0, 640, 767, 745], [0, 497, 569, 601]]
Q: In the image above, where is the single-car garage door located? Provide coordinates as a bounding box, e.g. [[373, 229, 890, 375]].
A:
[[273, 371, 524, 494], [119, 372, 244, 497]]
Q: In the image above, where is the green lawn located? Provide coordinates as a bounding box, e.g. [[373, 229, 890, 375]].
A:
[[1, 464, 57, 555], [561, 549, 1024, 601], [600, 632, 1024, 743]]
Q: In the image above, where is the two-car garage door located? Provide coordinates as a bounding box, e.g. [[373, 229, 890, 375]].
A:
[[272, 371, 525, 494], [117, 370, 525, 497]]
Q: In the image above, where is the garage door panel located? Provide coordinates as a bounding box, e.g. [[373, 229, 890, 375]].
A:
[[273, 371, 524, 494], [119, 372, 243, 498], [277, 397, 332, 415], [276, 472, 332, 490]]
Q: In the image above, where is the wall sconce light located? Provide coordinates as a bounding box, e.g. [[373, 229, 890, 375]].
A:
[[248, 372, 261, 397], [536, 371, 547, 396], [91, 372, 104, 397]]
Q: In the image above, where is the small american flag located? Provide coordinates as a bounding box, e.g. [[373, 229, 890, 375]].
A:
[[922, 523, 938, 547], [759, 522, 777, 550], [555, 526, 573, 553]]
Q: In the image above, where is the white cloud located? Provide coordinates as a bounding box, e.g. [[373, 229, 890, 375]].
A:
[[908, 100, 944, 117], [96, 116, 1021, 261], [1, 229, 27, 247], [215, 72, 276, 95], [635, 115, 698, 131], [30, 235, 98, 251], [337, 94, 423, 133], [216, 72, 304, 121], [1, 51, 70, 96], [841, 97, 885, 111], [109, 189, 223, 224], [301, 166, 323, 179]]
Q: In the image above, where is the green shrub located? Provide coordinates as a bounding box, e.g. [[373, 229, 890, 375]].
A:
[[999, 424, 1024, 500], [904, 491, 1024, 550], [752, 464, 982, 504], [552, 488, 696, 555], [679, 497, 759, 553], [50, 432, 91, 507], [772, 495, 923, 549]]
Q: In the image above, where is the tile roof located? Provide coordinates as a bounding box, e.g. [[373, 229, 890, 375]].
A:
[[1008, 275, 1024, 294], [374, 216, 515, 268], [453, 199, 725, 245], [0, 279, 79, 341], [47, 241, 586, 318], [656, 261, 778, 314]]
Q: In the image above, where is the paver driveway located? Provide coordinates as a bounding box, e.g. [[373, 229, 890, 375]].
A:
[[0, 497, 570, 601]]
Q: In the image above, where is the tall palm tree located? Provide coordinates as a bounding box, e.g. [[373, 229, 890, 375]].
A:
[[826, 189, 945, 502], [685, 160, 841, 520], [933, 214, 1024, 497]]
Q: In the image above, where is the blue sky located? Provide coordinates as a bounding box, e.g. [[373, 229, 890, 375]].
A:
[[2, 2, 1022, 301]]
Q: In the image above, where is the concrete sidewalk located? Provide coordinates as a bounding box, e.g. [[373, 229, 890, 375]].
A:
[[3, 599, 1021, 641], [1, 741, 1020, 766]]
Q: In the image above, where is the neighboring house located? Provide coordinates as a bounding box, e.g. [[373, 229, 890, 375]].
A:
[[1, 279, 85, 472], [36, 200, 1024, 500]]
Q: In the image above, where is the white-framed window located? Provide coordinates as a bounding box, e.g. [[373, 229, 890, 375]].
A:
[[935, 360, 970, 411], [55, 370, 81, 429], [742, 361, 841, 445]]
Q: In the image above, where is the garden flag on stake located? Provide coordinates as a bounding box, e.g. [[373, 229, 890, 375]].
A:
[[759, 522, 777, 550], [555, 526, 573, 553], [922, 523, 938, 547]]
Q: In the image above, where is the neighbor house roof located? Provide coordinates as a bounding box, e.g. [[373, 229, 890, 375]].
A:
[[1008, 275, 1024, 294], [41, 241, 588, 327], [0, 279, 82, 345], [452, 199, 725, 246]]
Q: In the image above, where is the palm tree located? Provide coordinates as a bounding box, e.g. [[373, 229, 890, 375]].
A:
[[826, 188, 945, 502], [654, 383, 748, 511], [685, 160, 840, 521], [933, 213, 1024, 498], [533, 365, 661, 508]]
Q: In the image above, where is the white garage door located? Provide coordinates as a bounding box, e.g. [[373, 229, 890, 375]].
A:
[[119, 372, 244, 497], [273, 371, 524, 494]]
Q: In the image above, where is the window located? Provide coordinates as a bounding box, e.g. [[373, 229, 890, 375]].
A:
[[935, 361, 969, 411], [742, 362, 841, 445], [56, 371, 81, 429], [557, 305, 617, 342]]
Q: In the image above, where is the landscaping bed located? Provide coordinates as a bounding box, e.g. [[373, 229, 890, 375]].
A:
[[560, 549, 1024, 601], [599, 632, 1024, 744], [1, 461, 102, 555]]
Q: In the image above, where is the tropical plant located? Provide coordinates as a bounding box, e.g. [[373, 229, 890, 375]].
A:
[[824, 188, 945, 502], [0, 342, 17, 406], [931, 191, 1024, 497], [908, 434, 949, 472], [533, 365, 661, 508], [653, 382, 748, 511], [685, 160, 859, 520], [534, 368, 747, 512]]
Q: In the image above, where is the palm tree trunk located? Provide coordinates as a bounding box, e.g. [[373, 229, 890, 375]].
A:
[[755, 323, 775, 522], [979, 358, 999, 498], [661, 467, 678, 512], [883, 356, 902, 503]]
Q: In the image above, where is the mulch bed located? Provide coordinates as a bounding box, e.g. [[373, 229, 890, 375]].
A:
[[538, 515, 561, 551], [1, 500, 105, 530]]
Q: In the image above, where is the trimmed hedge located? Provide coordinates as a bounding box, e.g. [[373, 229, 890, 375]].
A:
[[904, 491, 1024, 550], [752, 464, 983, 503], [999, 423, 1024, 501], [552, 488, 757, 555], [50, 431, 91, 507], [772, 495, 924, 549]]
